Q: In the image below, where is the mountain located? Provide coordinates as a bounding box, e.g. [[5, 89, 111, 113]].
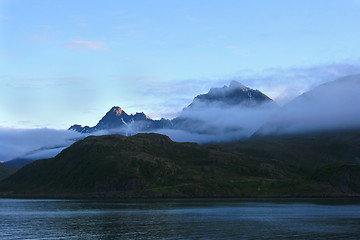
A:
[[185, 80, 274, 109], [255, 74, 360, 136], [69, 81, 275, 136], [171, 81, 277, 136], [69, 106, 172, 133], [1, 131, 360, 198]]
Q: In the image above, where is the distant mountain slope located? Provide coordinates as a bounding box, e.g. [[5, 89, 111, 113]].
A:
[[218, 130, 360, 169], [217, 130, 360, 194], [1, 131, 360, 198], [69, 106, 172, 133], [255, 74, 360, 136]]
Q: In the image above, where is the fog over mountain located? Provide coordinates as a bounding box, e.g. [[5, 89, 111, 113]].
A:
[[1, 74, 360, 163], [156, 102, 277, 143], [0, 128, 84, 163], [69, 81, 277, 143], [165, 81, 277, 142], [256, 74, 360, 136]]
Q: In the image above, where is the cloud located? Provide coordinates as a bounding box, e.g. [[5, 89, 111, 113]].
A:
[[87, 100, 278, 144], [0, 128, 84, 162], [229, 62, 360, 105], [138, 62, 359, 113], [64, 41, 107, 51], [163, 101, 277, 143], [90, 73, 360, 143], [256, 74, 360, 135]]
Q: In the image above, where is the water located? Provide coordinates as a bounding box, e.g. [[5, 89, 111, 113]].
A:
[[0, 198, 360, 239]]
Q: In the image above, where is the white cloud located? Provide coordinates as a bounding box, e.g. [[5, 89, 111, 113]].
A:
[[257, 74, 360, 135], [230, 62, 360, 105], [0, 128, 84, 162]]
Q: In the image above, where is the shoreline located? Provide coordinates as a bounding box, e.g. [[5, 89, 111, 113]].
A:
[[1, 193, 360, 200]]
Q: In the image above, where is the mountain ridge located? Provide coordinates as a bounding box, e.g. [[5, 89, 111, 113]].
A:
[[186, 80, 274, 109], [69, 106, 173, 133], [254, 74, 360, 137], [69, 81, 274, 134]]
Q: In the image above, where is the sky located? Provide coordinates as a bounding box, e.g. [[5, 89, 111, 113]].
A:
[[1, 0, 360, 129]]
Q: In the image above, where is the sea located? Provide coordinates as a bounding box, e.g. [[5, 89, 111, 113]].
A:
[[1, 198, 360, 239]]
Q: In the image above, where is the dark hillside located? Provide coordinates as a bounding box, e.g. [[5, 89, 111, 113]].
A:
[[1, 132, 360, 198]]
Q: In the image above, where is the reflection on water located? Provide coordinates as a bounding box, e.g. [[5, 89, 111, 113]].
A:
[[1, 198, 360, 239]]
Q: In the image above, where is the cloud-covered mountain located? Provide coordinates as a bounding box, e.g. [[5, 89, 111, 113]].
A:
[[170, 80, 277, 138], [2, 75, 360, 166], [255, 74, 360, 136], [69, 81, 277, 142], [66, 74, 360, 142]]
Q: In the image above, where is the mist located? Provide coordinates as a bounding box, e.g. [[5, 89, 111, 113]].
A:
[[0, 128, 84, 162], [152, 74, 360, 141], [163, 102, 277, 143], [256, 74, 360, 135]]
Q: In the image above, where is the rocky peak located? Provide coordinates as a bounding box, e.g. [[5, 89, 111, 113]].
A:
[[188, 81, 273, 108], [112, 106, 123, 116], [107, 106, 126, 117], [132, 112, 151, 121], [69, 106, 171, 133], [229, 80, 249, 91]]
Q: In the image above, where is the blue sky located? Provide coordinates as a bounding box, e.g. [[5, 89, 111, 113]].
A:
[[1, 0, 360, 129]]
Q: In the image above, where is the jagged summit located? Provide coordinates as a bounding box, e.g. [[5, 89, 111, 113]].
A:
[[69, 106, 172, 133], [187, 81, 273, 109], [69, 81, 275, 134], [96, 107, 131, 130], [110, 106, 124, 116]]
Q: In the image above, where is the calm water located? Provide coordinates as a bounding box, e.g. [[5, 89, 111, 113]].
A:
[[1, 198, 360, 239]]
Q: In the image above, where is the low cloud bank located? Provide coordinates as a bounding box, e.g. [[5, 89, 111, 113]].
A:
[[257, 74, 360, 135], [165, 102, 277, 143], [89, 102, 278, 144], [84, 75, 360, 142], [0, 128, 84, 162]]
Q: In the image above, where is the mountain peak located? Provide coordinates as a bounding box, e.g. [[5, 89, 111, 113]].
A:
[[188, 81, 273, 108], [69, 106, 172, 133], [132, 112, 152, 121], [110, 106, 123, 116], [229, 80, 249, 91]]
